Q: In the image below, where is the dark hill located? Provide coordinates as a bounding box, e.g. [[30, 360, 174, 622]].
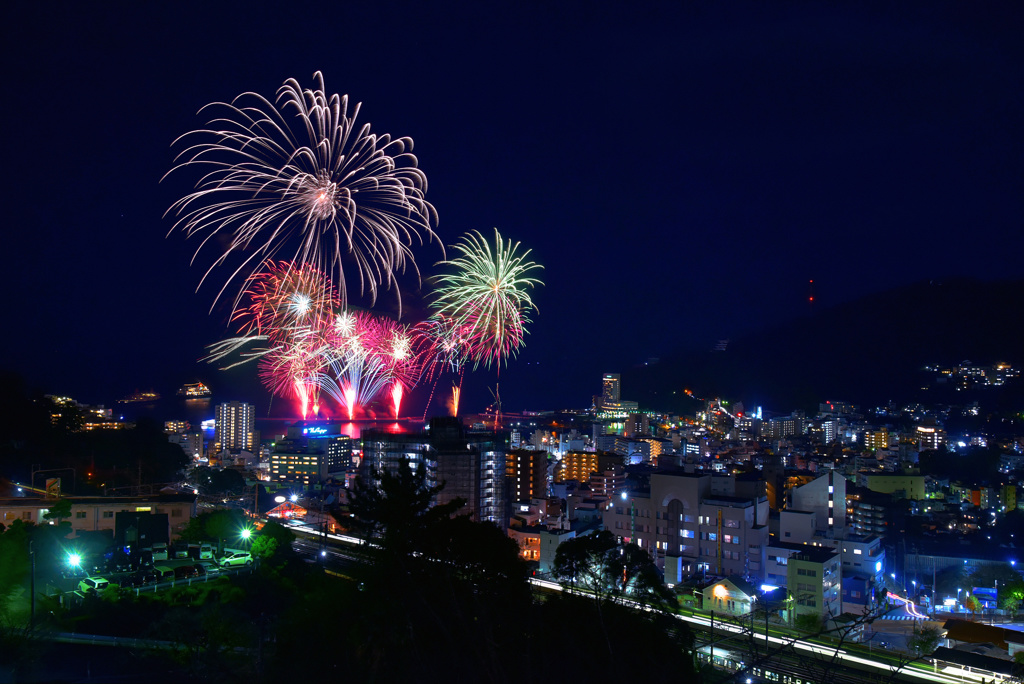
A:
[[628, 278, 1024, 414]]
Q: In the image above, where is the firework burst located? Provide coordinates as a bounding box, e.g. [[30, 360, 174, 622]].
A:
[[165, 71, 440, 311], [431, 228, 543, 367]]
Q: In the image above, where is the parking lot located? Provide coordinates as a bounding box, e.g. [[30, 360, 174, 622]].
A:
[[61, 553, 252, 598]]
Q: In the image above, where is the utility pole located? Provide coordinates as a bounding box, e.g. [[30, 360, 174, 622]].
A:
[[709, 610, 714, 667], [29, 540, 35, 630]]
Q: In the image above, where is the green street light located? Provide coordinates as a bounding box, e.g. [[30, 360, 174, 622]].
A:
[[68, 553, 82, 569], [240, 528, 252, 541]]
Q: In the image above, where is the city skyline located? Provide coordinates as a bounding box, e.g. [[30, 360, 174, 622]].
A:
[[4, 2, 1022, 415]]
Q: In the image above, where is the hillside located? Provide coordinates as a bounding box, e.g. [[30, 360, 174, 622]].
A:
[[627, 278, 1024, 414]]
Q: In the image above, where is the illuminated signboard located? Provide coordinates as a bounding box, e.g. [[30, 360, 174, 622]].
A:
[[303, 427, 328, 435]]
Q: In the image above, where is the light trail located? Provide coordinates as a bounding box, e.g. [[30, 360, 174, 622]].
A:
[[295, 525, 996, 683], [887, 591, 928, 619]]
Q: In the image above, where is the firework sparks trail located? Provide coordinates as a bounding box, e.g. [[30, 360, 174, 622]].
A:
[[164, 72, 440, 312], [431, 228, 542, 368], [234, 261, 337, 335], [391, 384, 404, 419], [324, 337, 392, 420], [431, 229, 542, 426], [450, 383, 461, 417], [411, 315, 470, 418]]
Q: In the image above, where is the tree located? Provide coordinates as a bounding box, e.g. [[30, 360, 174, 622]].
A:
[[251, 521, 295, 566], [552, 530, 673, 609], [250, 536, 278, 562], [345, 459, 464, 565], [794, 612, 825, 634], [0, 521, 30, 617], [1003, 593, 1024, 618], [202, 510, 246, 554], [908, 625, 941, 656], [552, 529, 618, 599], [42, 498, 72, 526], [964, 594, 981, 615]]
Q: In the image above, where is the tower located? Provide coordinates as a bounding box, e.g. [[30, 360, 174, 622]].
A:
[[602, 373, 621, 405], [214, 401, 255, 453]]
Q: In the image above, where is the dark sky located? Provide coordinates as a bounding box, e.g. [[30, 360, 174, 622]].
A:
[[4, 1, 1022, 417]]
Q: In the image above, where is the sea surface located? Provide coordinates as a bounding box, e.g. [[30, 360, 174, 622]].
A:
[[115, 396, 423, 440]]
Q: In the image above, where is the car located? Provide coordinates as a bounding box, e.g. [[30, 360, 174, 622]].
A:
[[217, 551, 253, 568], [127, 571, 156, 587], [174, 565, 198, 580], [194, 561, 220, 577], [77, 577, 110, 594]]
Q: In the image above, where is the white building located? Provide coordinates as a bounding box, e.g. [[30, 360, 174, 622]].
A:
[[603, 471, 769, 585]]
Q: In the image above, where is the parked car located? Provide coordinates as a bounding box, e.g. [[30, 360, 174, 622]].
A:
[[127, 570, 156, 587], [104, 549, 133, 574], [217, 551, 253, 568], [153, 566, 175, 583], [152, 543, 169, 561], [173, 542, 191, 560], [194, 562, 220, 577], [77, 577, 110, 595], [174, 565, 198, 580]]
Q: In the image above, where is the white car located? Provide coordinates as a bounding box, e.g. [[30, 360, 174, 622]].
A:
[[78, 576, 110, 594], [218, 551, 253, 568]]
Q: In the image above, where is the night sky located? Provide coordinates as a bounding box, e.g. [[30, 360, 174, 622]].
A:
[[5, 1, 1022, 417]]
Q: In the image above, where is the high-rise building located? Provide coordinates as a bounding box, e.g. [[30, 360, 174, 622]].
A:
[[325, 436, 354, 476], [361, 418, 508, 524], [915, 423, 946, 451], [214, 401, 255, 453], [506, 449, 547, 504], [602, 373, 621, 405]]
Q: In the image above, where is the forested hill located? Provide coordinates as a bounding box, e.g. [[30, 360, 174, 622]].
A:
[[627, 277, 1024, 414]]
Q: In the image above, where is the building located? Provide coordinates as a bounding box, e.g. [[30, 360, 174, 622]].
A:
[[788, 471, 847, 535], [602, 471, 769, 585], [862, 473, 926, 500], [602, 373, 621, 405], [0, 494, 196, 540], [864, 429, 890, 451], [507, 449, 547, 504], [361, 417, 508, 524], [916, 423, 946, 451], [703, 577, 759, 617], [556, 451, 621, 484], [214, 401, 255, 453], [325, 435, 354, 477], [624, 413, 650, 438], [269, 445, 326, 485], [787, 546, 842, 620], [170, 431, 204, 460]]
